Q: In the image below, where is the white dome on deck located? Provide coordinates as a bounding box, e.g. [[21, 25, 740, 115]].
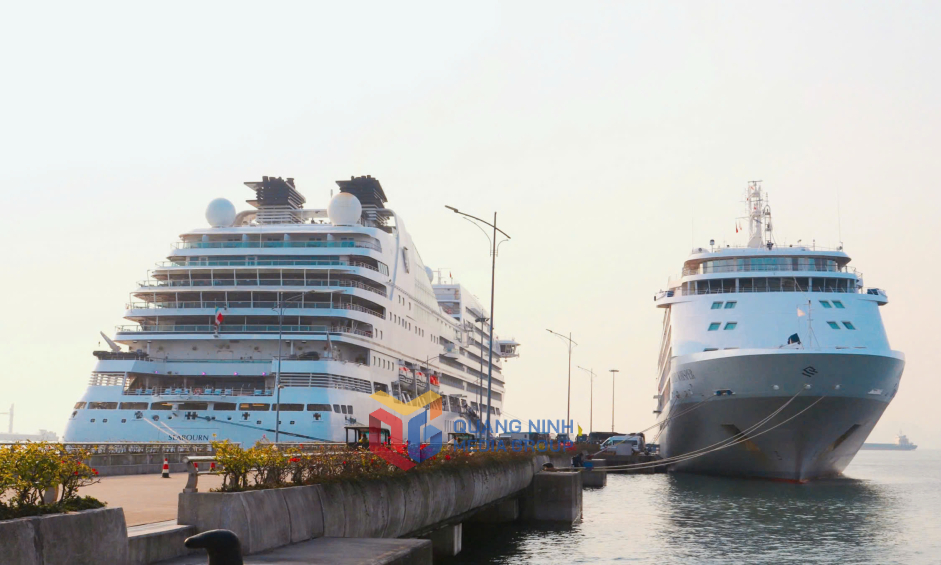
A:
[[328, 192, 362, 226], [205, 198, 236, 227]]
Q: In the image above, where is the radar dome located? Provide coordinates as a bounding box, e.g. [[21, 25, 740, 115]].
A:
[[425, 266, 434, 282], [205, 198, 236, 227], [327, 192, 362, 226]]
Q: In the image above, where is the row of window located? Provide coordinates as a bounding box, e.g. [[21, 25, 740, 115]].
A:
[[820, 300, 845, 309], [76, 401, 351, 413], [708, 322, 737, 331], [827, 321, 856, 330], [711, 301, 737, 310]]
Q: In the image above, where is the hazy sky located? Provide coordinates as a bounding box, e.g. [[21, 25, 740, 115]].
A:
[[2, 1, 939, 446]]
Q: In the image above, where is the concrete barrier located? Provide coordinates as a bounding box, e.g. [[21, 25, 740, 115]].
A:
[[127, 521, 197, 565], [530, 471, 582, 524], [0, 508, 130, 565], [176, 456, 575, 555]]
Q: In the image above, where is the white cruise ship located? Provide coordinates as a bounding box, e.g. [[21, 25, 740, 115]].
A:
[[653, 182, 905, 482], [64, 176, 519, 444]]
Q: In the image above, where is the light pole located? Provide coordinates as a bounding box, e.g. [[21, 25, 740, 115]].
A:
[[273, 288, 326, 443], [609, 369, 619, 433], [577, 366, 596, 434], [475, 316, 489, 438], [445, 205, 510, 439], [546, 329, 577, 426]]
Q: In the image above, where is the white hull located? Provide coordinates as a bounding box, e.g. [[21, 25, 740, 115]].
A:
[[657, 350, 904, 481]]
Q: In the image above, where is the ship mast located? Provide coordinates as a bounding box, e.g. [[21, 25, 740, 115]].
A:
[[746, 181, 774, 248]]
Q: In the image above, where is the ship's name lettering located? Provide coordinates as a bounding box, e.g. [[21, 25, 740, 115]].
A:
[[673, 369, 695, 382], [167, 434, 210, 441]]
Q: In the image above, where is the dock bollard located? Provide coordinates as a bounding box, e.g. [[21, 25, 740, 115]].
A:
[[162, 457, 170, 478], [184, 529, 243, 565]]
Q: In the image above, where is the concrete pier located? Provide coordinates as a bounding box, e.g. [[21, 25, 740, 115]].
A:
[[160, 537, 433, 565], [529, 471, 583, 524], [423, 523, 462, 558]]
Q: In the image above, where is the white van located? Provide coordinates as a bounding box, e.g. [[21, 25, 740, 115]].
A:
[[600, 433, 646, 455]]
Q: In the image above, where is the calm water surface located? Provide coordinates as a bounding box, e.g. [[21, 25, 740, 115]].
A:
[[446, 450, 941, 564]]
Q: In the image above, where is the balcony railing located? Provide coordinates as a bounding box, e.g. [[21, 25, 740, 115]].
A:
[[126, 301, 385, 319], [682, 263, 854, 276], [115, 325, 374, 338], [656, 285, 861, 300], [156, 259, 380, 271], [135, 278, 386, 297], [174, 240, 381, 251]]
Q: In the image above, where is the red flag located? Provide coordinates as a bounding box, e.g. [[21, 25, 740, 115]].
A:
[[735, 222, 739, 233]]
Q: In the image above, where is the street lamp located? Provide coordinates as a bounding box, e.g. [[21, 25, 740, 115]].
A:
[[474, 315, 489, 438], [273, 288, 333, 443], [577, 366, 596, 434], [546, 329, 577, 426], [609, 369, 619, 433], [444, 205, 510, 439]]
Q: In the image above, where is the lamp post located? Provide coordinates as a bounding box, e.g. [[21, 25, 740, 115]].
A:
[[577, 366, 596, 434], [475, 316, 489, 438], [273, 289, 326, 443], [546, 329, 577, 427], [445, 205, 510, 439], [609, 369, 619, 433]]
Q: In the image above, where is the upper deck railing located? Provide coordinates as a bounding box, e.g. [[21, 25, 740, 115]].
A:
[[174, 240, 382, 252], [681, 263, 856, 277], [156, 259, 380, 271], [115, 325, 374, 338], [126, 300, 384, 319], [656, 285, 864, 300], [135, 278, 387, 297]]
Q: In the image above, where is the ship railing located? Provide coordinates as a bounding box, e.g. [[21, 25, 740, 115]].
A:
[[135, 278, 387, 297], [122, 387, 276, 396], [667, 286, 860, 297], [126, 300, 384, 319], [173, 240, 382, 252], [114, 325, 374, 338], [681, 263, 855, 276], [689, 243, 846, 254], [154, 259, 381, 272]]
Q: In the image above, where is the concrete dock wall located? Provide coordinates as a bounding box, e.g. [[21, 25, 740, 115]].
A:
[[0, 508, 130, 565], [178, 453, 575, 555]]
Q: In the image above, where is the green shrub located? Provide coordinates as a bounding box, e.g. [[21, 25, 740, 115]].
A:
[[0, 442, 105, 521]]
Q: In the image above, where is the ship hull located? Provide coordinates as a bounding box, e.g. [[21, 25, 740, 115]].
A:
[[657, 350, 904, 482]]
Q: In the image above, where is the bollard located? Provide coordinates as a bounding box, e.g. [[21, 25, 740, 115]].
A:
[[184, 529, 243, 565], [162, 457, 171, 478]]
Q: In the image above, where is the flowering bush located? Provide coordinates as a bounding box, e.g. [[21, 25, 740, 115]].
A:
[[0, 442, 104, 520], [209, 441, 544, 492]]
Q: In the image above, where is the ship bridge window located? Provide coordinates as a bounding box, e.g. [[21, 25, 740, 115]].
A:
[[151, 402, 173, 410], [213, 403, 236, 411], [833, 301, 845, 309], [119, 402, 148, 410], [708, 322, 721, 331], [274, 403, 304, 411], [74, 402, 86, 409], [820, 301, 832, 308], [308, 404, 332, 412], [238, 403, 270, 411], [88, 402, 118, 409], [843, 321, 856, 330], [711, 302, 723, 309], [827, 321, 840, 329], [179, 402, 209, 410], [723, 322, 737, 330], [724, 301, 736, 309]]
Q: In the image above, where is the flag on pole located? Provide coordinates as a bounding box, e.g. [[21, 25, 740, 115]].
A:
[[213, 308, 224, 337], [797, 306, 806, 317], [577, 424, 583, 436]]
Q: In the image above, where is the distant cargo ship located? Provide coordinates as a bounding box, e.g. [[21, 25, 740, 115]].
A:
[[861, 433, 917, 451]]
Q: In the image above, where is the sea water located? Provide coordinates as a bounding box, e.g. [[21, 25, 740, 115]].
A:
[[447, 449, 941, 564]]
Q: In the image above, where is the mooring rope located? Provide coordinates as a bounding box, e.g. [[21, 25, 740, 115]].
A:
[[597, 389, 824, 471]]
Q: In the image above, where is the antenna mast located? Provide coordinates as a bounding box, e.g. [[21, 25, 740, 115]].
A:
[[746, 181, 774, 248]]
